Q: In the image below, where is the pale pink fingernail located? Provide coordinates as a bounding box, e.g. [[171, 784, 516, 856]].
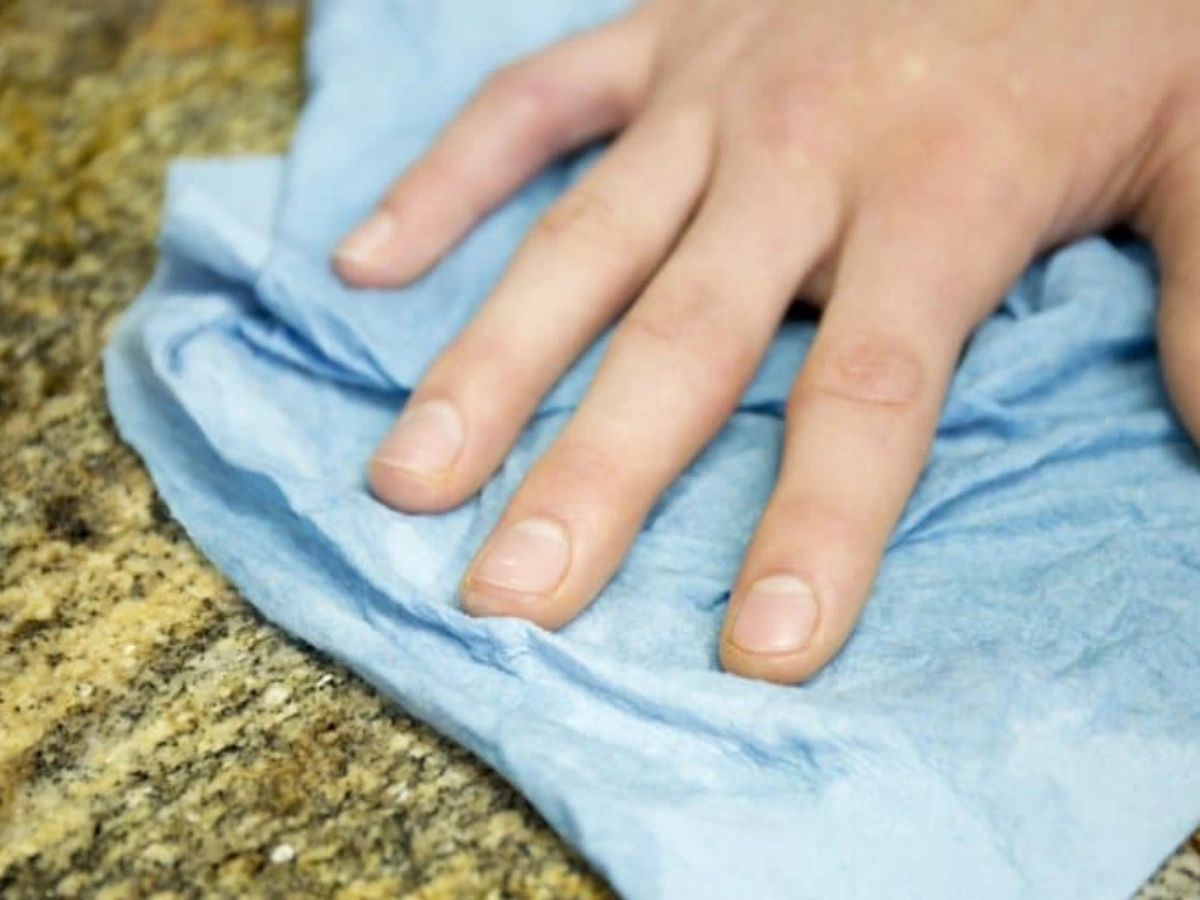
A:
[[730, 575, 819, 655], [466, 517, 571, 603], [336, 210, 395, 266], [372, 399, 464, 476]]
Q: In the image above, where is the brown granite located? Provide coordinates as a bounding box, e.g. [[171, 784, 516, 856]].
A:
[[0, 1, 1194, 898], [0, 1, 609, 897]]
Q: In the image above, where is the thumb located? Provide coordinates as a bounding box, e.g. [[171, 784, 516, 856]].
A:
[[1150, 145, 1200, 441]]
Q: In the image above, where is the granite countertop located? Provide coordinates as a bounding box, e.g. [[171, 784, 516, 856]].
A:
[[0, 1, 1196, 898]]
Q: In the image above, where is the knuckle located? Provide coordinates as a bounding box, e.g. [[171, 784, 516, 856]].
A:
[[749, 85, 808, 161], [927, 118, 995, 170], [531, 186, 622, 249], [741, 69, 839, 169], [620, 302, 694, 352], [795, 335, 926, 410], [936, 125, 1018, 204], [533, 436, 627, 506], [481, 59, 549, 111], [885, 115, 1035, 220], [886, 123, 984, 199], [479, 58, 573, 148], [623, 275, 720, 345], [619, 279, 752, 388]]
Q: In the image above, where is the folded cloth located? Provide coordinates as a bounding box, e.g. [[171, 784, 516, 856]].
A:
[[103, 1, 1200, 897]]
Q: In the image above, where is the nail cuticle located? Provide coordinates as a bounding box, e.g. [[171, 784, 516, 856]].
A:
[[465, 516, 572, 601], [371, 398, 465, 477], [335, 210, 396, 265], [729, 574, 820, 656]]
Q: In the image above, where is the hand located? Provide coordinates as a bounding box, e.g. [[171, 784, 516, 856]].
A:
[[334, 0, 1200, 684]]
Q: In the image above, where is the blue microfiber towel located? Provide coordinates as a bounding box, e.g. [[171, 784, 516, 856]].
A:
[[103, 1, 1200, 897]]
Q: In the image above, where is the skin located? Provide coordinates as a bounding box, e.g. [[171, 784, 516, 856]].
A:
[[333, 0, 1200, 684]]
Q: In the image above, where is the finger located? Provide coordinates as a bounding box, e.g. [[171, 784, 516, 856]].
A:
[[334, 14, 657, 286], [1150, 146, 1200, 440], [456, 160, 842, 628], [368, 107, 715, 513], [720, 198, 1036, 684]]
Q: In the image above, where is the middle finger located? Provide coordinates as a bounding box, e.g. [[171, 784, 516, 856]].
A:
[[458, 155, 842, 626]]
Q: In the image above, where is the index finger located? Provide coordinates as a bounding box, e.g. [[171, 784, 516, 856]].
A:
[[334, 14, 656, 286]]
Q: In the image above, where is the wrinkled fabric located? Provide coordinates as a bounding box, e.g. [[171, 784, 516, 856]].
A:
[[102, 1, 1200, 897]]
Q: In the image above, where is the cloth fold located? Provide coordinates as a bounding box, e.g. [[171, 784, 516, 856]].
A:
[[104, 2, 1200, 897]]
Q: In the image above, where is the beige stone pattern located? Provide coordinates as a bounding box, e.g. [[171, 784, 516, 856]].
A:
[[0, 1, 608, 896]]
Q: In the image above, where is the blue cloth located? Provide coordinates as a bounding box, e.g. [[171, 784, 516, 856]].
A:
[[103, 1, 1200, 897]]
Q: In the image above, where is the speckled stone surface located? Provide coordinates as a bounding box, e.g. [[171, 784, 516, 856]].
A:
[[0, 2, 1195, 898], [0, 2, 610, 897]]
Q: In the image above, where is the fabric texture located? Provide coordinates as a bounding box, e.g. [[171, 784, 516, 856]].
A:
[[103, 1, 1200, 897]]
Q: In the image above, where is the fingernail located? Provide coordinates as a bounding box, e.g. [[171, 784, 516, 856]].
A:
[[372, 399, 464, 476], [467, 517, 571, 601], [336, 210, 395, 265], [730, 575, 819, 655]]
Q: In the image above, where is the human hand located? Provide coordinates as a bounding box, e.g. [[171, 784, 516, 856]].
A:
[[334, 0, 1200, 684]]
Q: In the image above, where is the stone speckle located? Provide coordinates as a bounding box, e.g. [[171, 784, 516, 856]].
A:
[[0, 1, 1194, 898], [268, 844, 296, 865]]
